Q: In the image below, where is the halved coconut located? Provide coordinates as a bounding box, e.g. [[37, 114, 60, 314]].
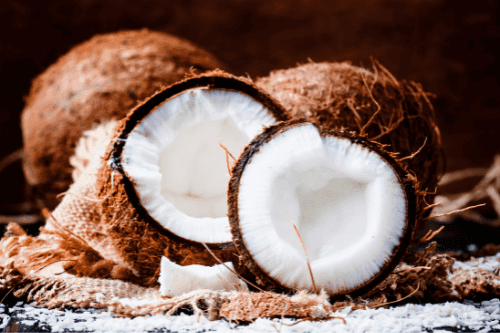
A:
[[21, 29, 227, 210], [228, 119, 417, 296], [97, 70, 289, 278]]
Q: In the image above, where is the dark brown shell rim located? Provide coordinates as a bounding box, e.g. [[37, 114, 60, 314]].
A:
[[106, 71, 290, 248], [228, 118, 417, 297]]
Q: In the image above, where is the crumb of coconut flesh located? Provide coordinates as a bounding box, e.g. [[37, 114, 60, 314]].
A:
[[2, 299, 500, 333], [159, 256, 248, 297]]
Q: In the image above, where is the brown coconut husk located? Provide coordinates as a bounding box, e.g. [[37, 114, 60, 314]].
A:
[[21, 28, 227, 210], [256, 60, 444, 237], [228, 119, 418, 296], [95, 70, 289, 280]]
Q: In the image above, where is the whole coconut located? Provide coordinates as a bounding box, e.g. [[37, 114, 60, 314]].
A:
[[256, 60, 444, 236], [21, 29, 226, 210]]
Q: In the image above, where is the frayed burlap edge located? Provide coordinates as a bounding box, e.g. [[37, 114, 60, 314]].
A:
[[0, 272, 331, 323], [2, 242, 499, 323]]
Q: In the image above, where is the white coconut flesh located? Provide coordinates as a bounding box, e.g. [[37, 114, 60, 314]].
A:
[[237, 124, 408, 294], [121, 88, 277, 244], [159, 256, 247, 297]]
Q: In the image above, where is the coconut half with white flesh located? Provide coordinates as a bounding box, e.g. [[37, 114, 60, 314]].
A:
[[228, 119, 417, 296], [97, 70, 289, 278]]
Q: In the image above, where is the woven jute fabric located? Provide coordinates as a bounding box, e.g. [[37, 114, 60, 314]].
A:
[[1, 233, 500, 322], [0, 120, 144, 285], [46, 171, 130, 269], [53, 120, 124, 265]]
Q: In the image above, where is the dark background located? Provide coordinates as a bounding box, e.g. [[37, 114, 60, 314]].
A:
[[0, 0, 499, 210]]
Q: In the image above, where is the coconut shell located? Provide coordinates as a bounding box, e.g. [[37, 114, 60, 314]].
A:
[[228, 119, 418, 296], [96, 70, 289, 279], [256, 61, 444, 236], [21, 29, 227, 210]]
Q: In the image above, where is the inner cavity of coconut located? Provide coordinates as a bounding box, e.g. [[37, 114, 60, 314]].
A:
[[237, 124, 407, 293], [159, 116, 247, 218], [122, 88, 276, 244]]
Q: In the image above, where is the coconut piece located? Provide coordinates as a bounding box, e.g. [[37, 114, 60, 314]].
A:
[[256, 61, 443, 235], [21, 29, 226, 210], [159, 256, 247, 297], [97, 70, 289, 278], [228, 119, 417, 296]]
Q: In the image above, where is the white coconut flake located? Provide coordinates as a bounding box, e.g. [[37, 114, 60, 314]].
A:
[[4, 299, 500, 333], [20, 319, 37, 326], [0, 314, 10, 330], [111, 297, 162, 307], [94, 293, 105, 302], [451, 251, 500, 277]]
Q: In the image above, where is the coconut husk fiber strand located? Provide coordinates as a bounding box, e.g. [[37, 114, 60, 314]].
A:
[[21, 29, 227, 210], [256, 60, 444, 236], [1, 241, 499, 322], [431, 154, 500, 226]]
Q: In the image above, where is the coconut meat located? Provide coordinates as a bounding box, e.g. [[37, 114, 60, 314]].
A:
[[237, 124, 407, 294], [159, 256, 248, 297], [122, 88, 276, 243]]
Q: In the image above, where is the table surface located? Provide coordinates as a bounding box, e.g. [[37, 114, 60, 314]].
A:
[[2, 298, 500, 333]]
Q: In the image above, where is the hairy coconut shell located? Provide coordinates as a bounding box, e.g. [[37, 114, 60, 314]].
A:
[[21, 29, 226, 210], [256, 61, 444, 236], [228, 119, 418, 296], [96, 70, 289, 279]]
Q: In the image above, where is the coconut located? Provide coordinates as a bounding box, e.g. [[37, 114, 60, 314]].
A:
[[21, 28, 226, 210], [96, 70, 289, 279], [228, 119, 417, 296], [256, 61, 443, 235]]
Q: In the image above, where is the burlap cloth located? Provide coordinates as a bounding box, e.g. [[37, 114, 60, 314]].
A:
[[1, 120, 499, 323], [1, 239, 499, 322]]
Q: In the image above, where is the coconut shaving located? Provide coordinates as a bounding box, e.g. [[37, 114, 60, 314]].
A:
[[1, 229, 500, 323]]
